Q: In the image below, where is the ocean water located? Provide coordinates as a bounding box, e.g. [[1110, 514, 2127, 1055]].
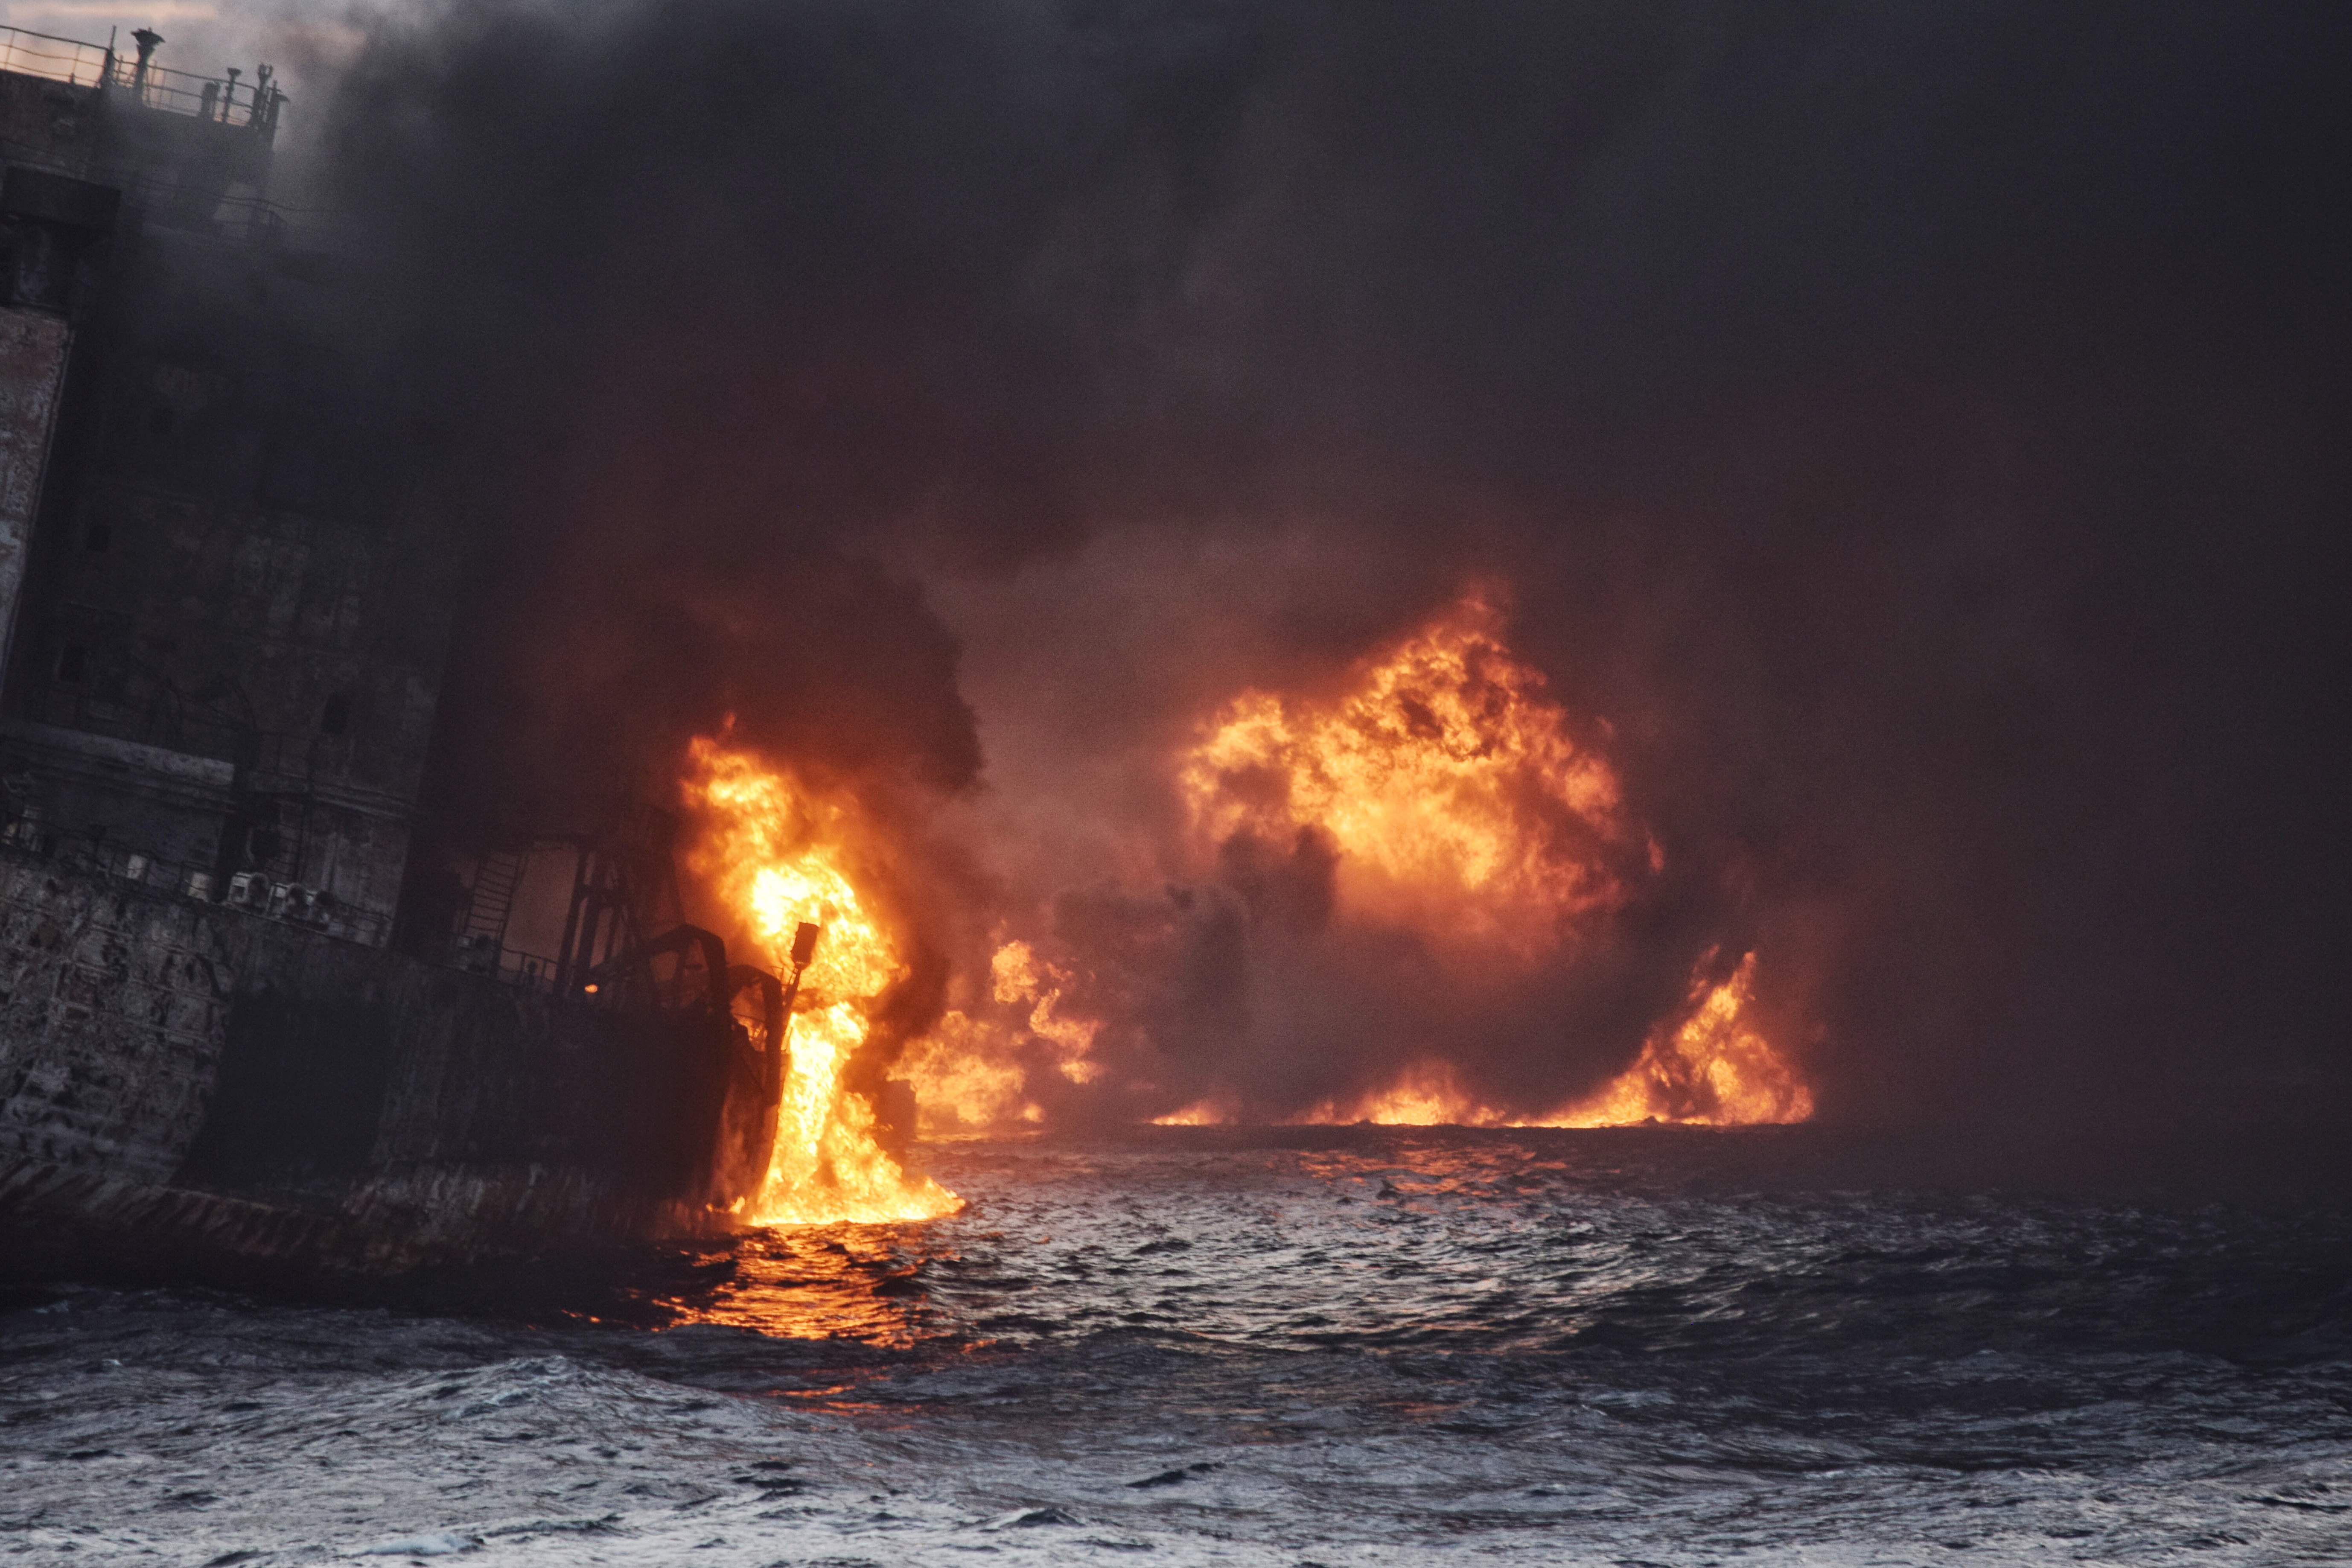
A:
[[4, 1128, 2349, 1566]]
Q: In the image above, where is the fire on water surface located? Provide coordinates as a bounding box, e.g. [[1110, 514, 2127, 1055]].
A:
[[1262, 952, 1816, 1129], [1162, 592, 1815, 1132], [677, 590, 1811, 1230], [680, 736, 963, 1225]]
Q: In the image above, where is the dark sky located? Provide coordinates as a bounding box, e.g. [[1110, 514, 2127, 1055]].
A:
[[300, 0, 2349, 1138]]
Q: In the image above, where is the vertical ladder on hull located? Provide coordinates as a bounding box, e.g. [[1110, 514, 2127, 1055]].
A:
[[461, 848, 526, 958]]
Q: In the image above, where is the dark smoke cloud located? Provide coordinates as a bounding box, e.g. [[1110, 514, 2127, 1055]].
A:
[[296, 0, 2347, 1137]]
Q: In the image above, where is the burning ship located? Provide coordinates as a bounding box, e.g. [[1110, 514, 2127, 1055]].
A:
[[0, 26, 910, 1283], [0, 23, 1821, 1291]]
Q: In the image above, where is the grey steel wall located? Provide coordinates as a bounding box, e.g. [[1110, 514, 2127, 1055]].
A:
[[0, 854, 752, 1225], [0, 306, 68, 686], [0, 57, 456, 947]]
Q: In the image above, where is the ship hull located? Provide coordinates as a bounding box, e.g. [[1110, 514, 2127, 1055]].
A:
[[0, 853, 764, 1281]]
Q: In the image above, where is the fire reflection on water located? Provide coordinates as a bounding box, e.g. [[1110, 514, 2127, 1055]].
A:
[[652, 1225, 950, 1347]]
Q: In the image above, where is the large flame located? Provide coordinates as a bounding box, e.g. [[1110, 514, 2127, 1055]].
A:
[[1546, 952, 1813, 1127], [1288, 952, 1813, 1128], [1170, 590, 1811, 1130], [1177, 591, 1632, 957], [681, 735, 961, 1224], [988, 941, 1102, 1083], [898, 1003, 1041, 1137], [705, 590, 1812, 1145], [892, 939, 1098, 1136]]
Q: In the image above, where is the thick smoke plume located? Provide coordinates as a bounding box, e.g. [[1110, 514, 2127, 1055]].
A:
[[285, 0, 2344, 1140]]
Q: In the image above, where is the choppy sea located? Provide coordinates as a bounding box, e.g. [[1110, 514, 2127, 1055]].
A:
[[4, 1128, 2349, 1566]]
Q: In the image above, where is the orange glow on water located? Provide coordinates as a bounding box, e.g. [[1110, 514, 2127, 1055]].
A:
[[653, 1229, 944, 1346], [681, 734, 962, 1225]]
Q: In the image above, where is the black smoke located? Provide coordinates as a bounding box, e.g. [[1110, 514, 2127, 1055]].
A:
[[298, 0, 2349, 1140]]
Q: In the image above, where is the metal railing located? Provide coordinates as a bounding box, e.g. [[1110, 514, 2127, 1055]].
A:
[[113, 58, 284, 135], [449, 933, 568, 993], [0, 813, 393, 947], [0, 24, 111, 88], [0, 24, 285, 141]]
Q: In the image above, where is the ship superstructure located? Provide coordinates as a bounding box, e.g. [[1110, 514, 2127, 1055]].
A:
[[0, 25, 793, 1281]]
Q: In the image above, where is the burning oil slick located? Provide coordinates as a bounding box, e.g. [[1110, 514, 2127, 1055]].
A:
[[898, 590, 1816, 1138], [649, 592, 1818, 1224]]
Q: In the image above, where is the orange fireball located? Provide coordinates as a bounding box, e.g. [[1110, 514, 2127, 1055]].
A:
[[681, 734, 961, 1225], [1177, 591, 1632, 958], [1175, 590, 1813, 1131]]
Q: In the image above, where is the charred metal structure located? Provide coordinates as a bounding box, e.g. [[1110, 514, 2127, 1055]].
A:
[[0, 27, 790, 1280]]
